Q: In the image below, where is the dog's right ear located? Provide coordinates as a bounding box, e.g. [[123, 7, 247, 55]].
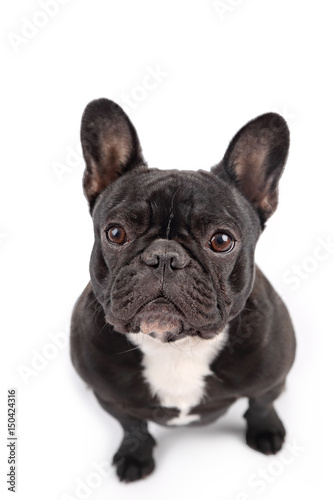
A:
[[81, 98, 147, 212]]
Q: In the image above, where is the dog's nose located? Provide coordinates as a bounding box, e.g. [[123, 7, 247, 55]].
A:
[[141, 239, 190, 270]]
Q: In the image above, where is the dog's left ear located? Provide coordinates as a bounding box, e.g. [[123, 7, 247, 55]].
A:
[[212, 113, 289, 226], [81, 98, 146, 212]]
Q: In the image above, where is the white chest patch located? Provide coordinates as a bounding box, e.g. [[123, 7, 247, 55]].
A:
[[127, 329, 228, 425]]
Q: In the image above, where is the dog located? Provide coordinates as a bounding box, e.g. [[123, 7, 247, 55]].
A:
[[70, 98, 296, 483]]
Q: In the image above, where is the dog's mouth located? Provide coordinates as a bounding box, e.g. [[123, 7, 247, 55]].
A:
[[130, 297, 185, 342]]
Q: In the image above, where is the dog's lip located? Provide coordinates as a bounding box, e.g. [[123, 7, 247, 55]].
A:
[[136, 296, 183, 316], [150, 297, 172, 305]]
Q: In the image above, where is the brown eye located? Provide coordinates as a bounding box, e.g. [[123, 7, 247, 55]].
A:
[[210, 233, 235, 253], [106, 226, 127, 245]]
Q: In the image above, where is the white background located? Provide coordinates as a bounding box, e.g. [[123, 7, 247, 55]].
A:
[[1, 0, 332, 499]]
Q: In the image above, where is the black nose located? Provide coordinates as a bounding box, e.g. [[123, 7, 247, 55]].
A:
[[141, 239, 190, 270]]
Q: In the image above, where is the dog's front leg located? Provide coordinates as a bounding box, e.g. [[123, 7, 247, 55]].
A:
[[113, 418, 156, 483], [95, 394, 156, 482], [244, 382, 286, 455]]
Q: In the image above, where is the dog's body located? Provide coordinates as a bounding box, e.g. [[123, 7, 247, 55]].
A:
[[70, 99, 296, 482]]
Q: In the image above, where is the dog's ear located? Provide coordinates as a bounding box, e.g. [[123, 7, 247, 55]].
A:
[[212, 113, 289, 226], [81, 98, 147, 211]]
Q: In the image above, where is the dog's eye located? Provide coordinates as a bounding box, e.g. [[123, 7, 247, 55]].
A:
[[210, 233, 235, 253], [106, 226, 127, 245]]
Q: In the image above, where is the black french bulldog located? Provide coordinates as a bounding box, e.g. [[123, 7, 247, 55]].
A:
[[70, 98, 296, 483]]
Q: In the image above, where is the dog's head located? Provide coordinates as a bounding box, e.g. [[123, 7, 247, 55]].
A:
[[81, 99, 289, 342]]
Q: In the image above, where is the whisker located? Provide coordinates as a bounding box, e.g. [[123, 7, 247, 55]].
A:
[[116, 344, 143, 355], [117, 332, 145, 355], [191, 336, 203, 349], [86, 296, 99, 309], [168, 338, 191, 358]]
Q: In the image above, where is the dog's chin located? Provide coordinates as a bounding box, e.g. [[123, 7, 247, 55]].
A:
[[130, 299, 185, 342]]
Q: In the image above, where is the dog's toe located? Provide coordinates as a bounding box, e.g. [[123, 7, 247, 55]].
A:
[[113, 454, 155, 482], [246, 428, 285, 455]]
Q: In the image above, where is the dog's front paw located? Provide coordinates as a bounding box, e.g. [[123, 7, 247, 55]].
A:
[[246, 427, 285, 454], [113, 452, 155, 482], [112, 433, 156, 482], [244, 407, 286, 455]]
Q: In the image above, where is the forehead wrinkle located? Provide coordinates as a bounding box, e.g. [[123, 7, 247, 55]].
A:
[[166, 192, 177, 239], [148, 180, 195, 239]]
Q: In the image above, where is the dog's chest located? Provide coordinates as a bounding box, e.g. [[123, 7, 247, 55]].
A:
[[127, 331, 227, 425]]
